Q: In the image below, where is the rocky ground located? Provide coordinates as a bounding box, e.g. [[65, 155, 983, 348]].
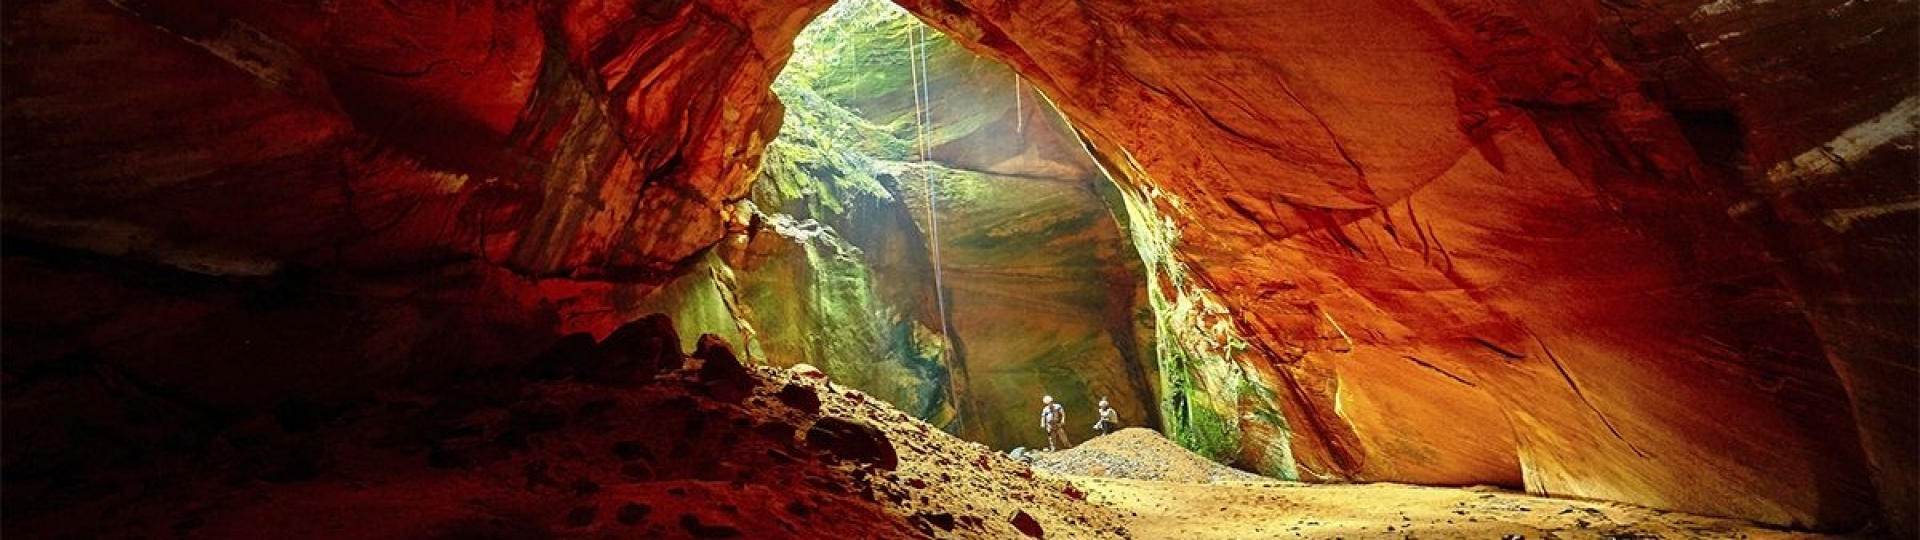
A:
[[6, 316, 1860, 539], [6, 316, 1124, 539]]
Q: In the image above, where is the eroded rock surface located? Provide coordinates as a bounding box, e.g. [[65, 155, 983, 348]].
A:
[[898, 0, 1913, 530]]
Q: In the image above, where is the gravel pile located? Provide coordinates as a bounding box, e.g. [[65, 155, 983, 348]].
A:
[[1030, 428, 1267, 483]]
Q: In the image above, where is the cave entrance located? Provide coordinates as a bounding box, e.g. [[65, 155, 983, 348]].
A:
[[723, 0, 1165, 451]]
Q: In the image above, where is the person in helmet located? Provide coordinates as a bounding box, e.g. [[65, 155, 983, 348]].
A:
[[1040, 395, 1071, 451], [1093, 397, 1120, 437]]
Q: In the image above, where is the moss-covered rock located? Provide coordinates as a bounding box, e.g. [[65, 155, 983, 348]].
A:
[[1098, 144, 1302, 481], [639, 0, 1165, 452]]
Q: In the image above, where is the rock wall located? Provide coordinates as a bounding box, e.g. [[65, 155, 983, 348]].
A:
[[1611, 1, 1918, 533], [4, 0, 1911, 534], [4, 0, 828, 401], [896, 0, 1913, 531]]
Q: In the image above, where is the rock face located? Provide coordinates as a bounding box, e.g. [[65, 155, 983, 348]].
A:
[[3, 0, 833, 408], [3, 0, 1912, 535], [898, 0, 1914, 531]]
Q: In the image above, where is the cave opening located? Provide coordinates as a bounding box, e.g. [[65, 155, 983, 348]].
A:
[[3, 0, 1911, 536], [719, 0, 1168, 452]]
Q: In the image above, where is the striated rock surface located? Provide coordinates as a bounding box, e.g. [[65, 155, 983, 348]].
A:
[[898, 0, 1912, 531], [1607, 1, 1919, 533]]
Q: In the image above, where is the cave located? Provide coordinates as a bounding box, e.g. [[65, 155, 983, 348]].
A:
[[3, 0, 1916, 538], [703, 0, 1166, 450]]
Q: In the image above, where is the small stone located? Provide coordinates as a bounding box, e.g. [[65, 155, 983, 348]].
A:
[[597, 314, 683, 380], [790, 363, 827, 379], [777, 384, 821, 414], [805, 417, 898, 471], [1010, 510, 1045, 538], [694, 335, 754, 401], [919, 512, 957, 531]]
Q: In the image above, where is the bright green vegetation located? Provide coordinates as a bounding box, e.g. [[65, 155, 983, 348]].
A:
[[647, 0, 1262, 461], [645, 0, 963, 429], [1098, 144, 1303, 481], [781, 0, 949, 136]]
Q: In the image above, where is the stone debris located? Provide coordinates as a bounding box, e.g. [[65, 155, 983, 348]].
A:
[[1031, 428, 1266, 484]]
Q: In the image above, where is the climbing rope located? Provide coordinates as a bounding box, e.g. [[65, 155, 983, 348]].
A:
[[910, 22, 955, 355], [1014, 72, 1025, 137]]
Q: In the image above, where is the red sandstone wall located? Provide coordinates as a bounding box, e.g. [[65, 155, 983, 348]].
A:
[[3, 0, 1910, 532], [895, 0, 1911, 530]]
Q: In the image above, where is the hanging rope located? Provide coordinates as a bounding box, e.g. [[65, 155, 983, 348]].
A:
[[1014, 72, 1025, 137], [909, 22, 954, 355]]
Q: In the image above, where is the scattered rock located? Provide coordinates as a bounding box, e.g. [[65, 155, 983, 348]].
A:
[[1030, 428, 1263, 483], [1011, 509, 1045, 538], [600, 314, 683, 378], [918, 511, 957, 531], [805, 417, 898, 471], [694, 335, 754, 401], [1010, 446, 1035, 464], [789, 363, 827, 379], [777, 383, 821, 414]]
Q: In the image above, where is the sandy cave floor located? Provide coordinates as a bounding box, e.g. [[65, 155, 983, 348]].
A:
[[1027, 428, 1843, 539], [1068, 476, 1834, 539]]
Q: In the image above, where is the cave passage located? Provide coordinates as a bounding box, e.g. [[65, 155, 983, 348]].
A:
[[715, 0, 1168, 452]]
